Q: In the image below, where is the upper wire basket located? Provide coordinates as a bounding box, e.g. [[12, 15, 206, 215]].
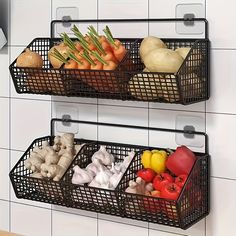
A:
[[9, 18, 209, 105]]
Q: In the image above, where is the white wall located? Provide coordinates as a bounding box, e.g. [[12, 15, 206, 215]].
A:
[[1, 0, 236, 235]]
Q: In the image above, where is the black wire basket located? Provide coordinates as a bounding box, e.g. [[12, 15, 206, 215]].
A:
[[9, 18, 210, 105], [117, 148, 209, 229], [9, 119, 210, 229], [62, 141, 144, 216], [9, 135, 93, 207]]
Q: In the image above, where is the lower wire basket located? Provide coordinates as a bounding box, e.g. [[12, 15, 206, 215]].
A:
[[9, 128, 210, 229]]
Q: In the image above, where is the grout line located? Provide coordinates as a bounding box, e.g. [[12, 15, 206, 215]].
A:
[[9, 0, 11, 231]]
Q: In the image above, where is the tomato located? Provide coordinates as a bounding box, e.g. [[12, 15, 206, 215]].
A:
[[175, 174, 188, 188], [153, 173, 174, 191], [137, 168, 156, 183], [160, 183, 181, 200]]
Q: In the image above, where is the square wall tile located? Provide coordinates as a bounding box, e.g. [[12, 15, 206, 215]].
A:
[[207, 50, 236, 114], [149, 0, 205, 38], [0, 46, 9, 97], [98, 219, 148, 236], [98, 0, 148, 19], [10, 150, 51, 209], [11, 98, 51, 151], [52, 101, 98, 141], [0, 200, 9, 232], [206, 178, 236, 236], [0, 98, 9, 149], [149, 230, 179, 236], [149, 0, 205, 18], [51, 0, 97, 37], [98, 105, 149, 146], [98, 214, 148, 228], [149, 219, 205, 236], [149, 109, 206, 153], [207, 0, 236, 48], [206, 113, 236, 179], [11, 202, 51, 236], [52, 0, 97, 19], [10, 0, 51, 46], [10, 46, 51, 101], [52, 210, 97, 236], [0, 149, 9, 201], [52, 205, 97, 219]]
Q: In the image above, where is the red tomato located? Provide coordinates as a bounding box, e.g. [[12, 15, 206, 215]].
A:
[[175, 174, 188, 188], [137, 168, 156, 183], [160, 183, 181, 200], [153, 173, 174, 191]]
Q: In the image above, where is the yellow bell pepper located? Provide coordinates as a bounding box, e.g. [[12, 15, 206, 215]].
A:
[[141, 149, 167, 174]]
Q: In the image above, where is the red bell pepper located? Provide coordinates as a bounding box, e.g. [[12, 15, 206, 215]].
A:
[[166, 145, 196, 176]]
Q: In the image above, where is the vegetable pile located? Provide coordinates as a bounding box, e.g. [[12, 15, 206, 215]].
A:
[[71, 146, 134, 189], [25, 133, 83, 181], [129, 36, 204, 102], [125, 145, 196, 202], [49, 25, 127, 71]]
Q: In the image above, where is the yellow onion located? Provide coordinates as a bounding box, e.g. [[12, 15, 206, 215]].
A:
[[16, 48, 43, 68], [48, 43, 69, 68]]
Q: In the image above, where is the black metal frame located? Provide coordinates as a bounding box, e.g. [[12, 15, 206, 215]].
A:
[[10, 118, 210, 229], [9, 18, 210, 105]]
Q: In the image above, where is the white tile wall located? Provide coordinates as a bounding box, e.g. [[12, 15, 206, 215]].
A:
[[206, 177, 236, 236], [0, 149, 9, 201], [0, 98, 9, 149], [10, 98, 51, 151], [207, 49, 236, 114], [0, 46, 9, 97], [207, 0, 236, 48], [0, 200, 9, 231], [98, 219, 148, 236], [10, 0, 51, 46], [2, 0, 236, 236], [206, 113, 236, 179], [11, 202, 51, 236], [52, 210, 97, 236]]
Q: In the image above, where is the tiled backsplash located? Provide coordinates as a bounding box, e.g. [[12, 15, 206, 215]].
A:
[[1, 0, 236, 235]]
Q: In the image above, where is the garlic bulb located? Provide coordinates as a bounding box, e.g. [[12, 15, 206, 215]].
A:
[[72, 166, 93, 185], [95, 165, 112, 186], [91, 146, 114, 166]]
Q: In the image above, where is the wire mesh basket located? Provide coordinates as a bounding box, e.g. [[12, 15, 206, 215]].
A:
[[9, 18, 209, 105], [62, 141, 144, 216], [124, 38, 209, 104], [9, 135, 93, 207], [9, 37, 135, 99], [117, 148, 209, 229], [9, 119, 210, 229]]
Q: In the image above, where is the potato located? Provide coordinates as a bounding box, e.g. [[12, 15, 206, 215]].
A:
[[139, 36, 167, 61], [143, 48, 184, 73]]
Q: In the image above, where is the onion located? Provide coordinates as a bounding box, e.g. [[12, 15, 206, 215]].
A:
[[139, 36, 167, 61], [26, 72, 48, 93], [16, 48, 43, 68], [143, 48, 184, 73], [48, 43, 69, 68]]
